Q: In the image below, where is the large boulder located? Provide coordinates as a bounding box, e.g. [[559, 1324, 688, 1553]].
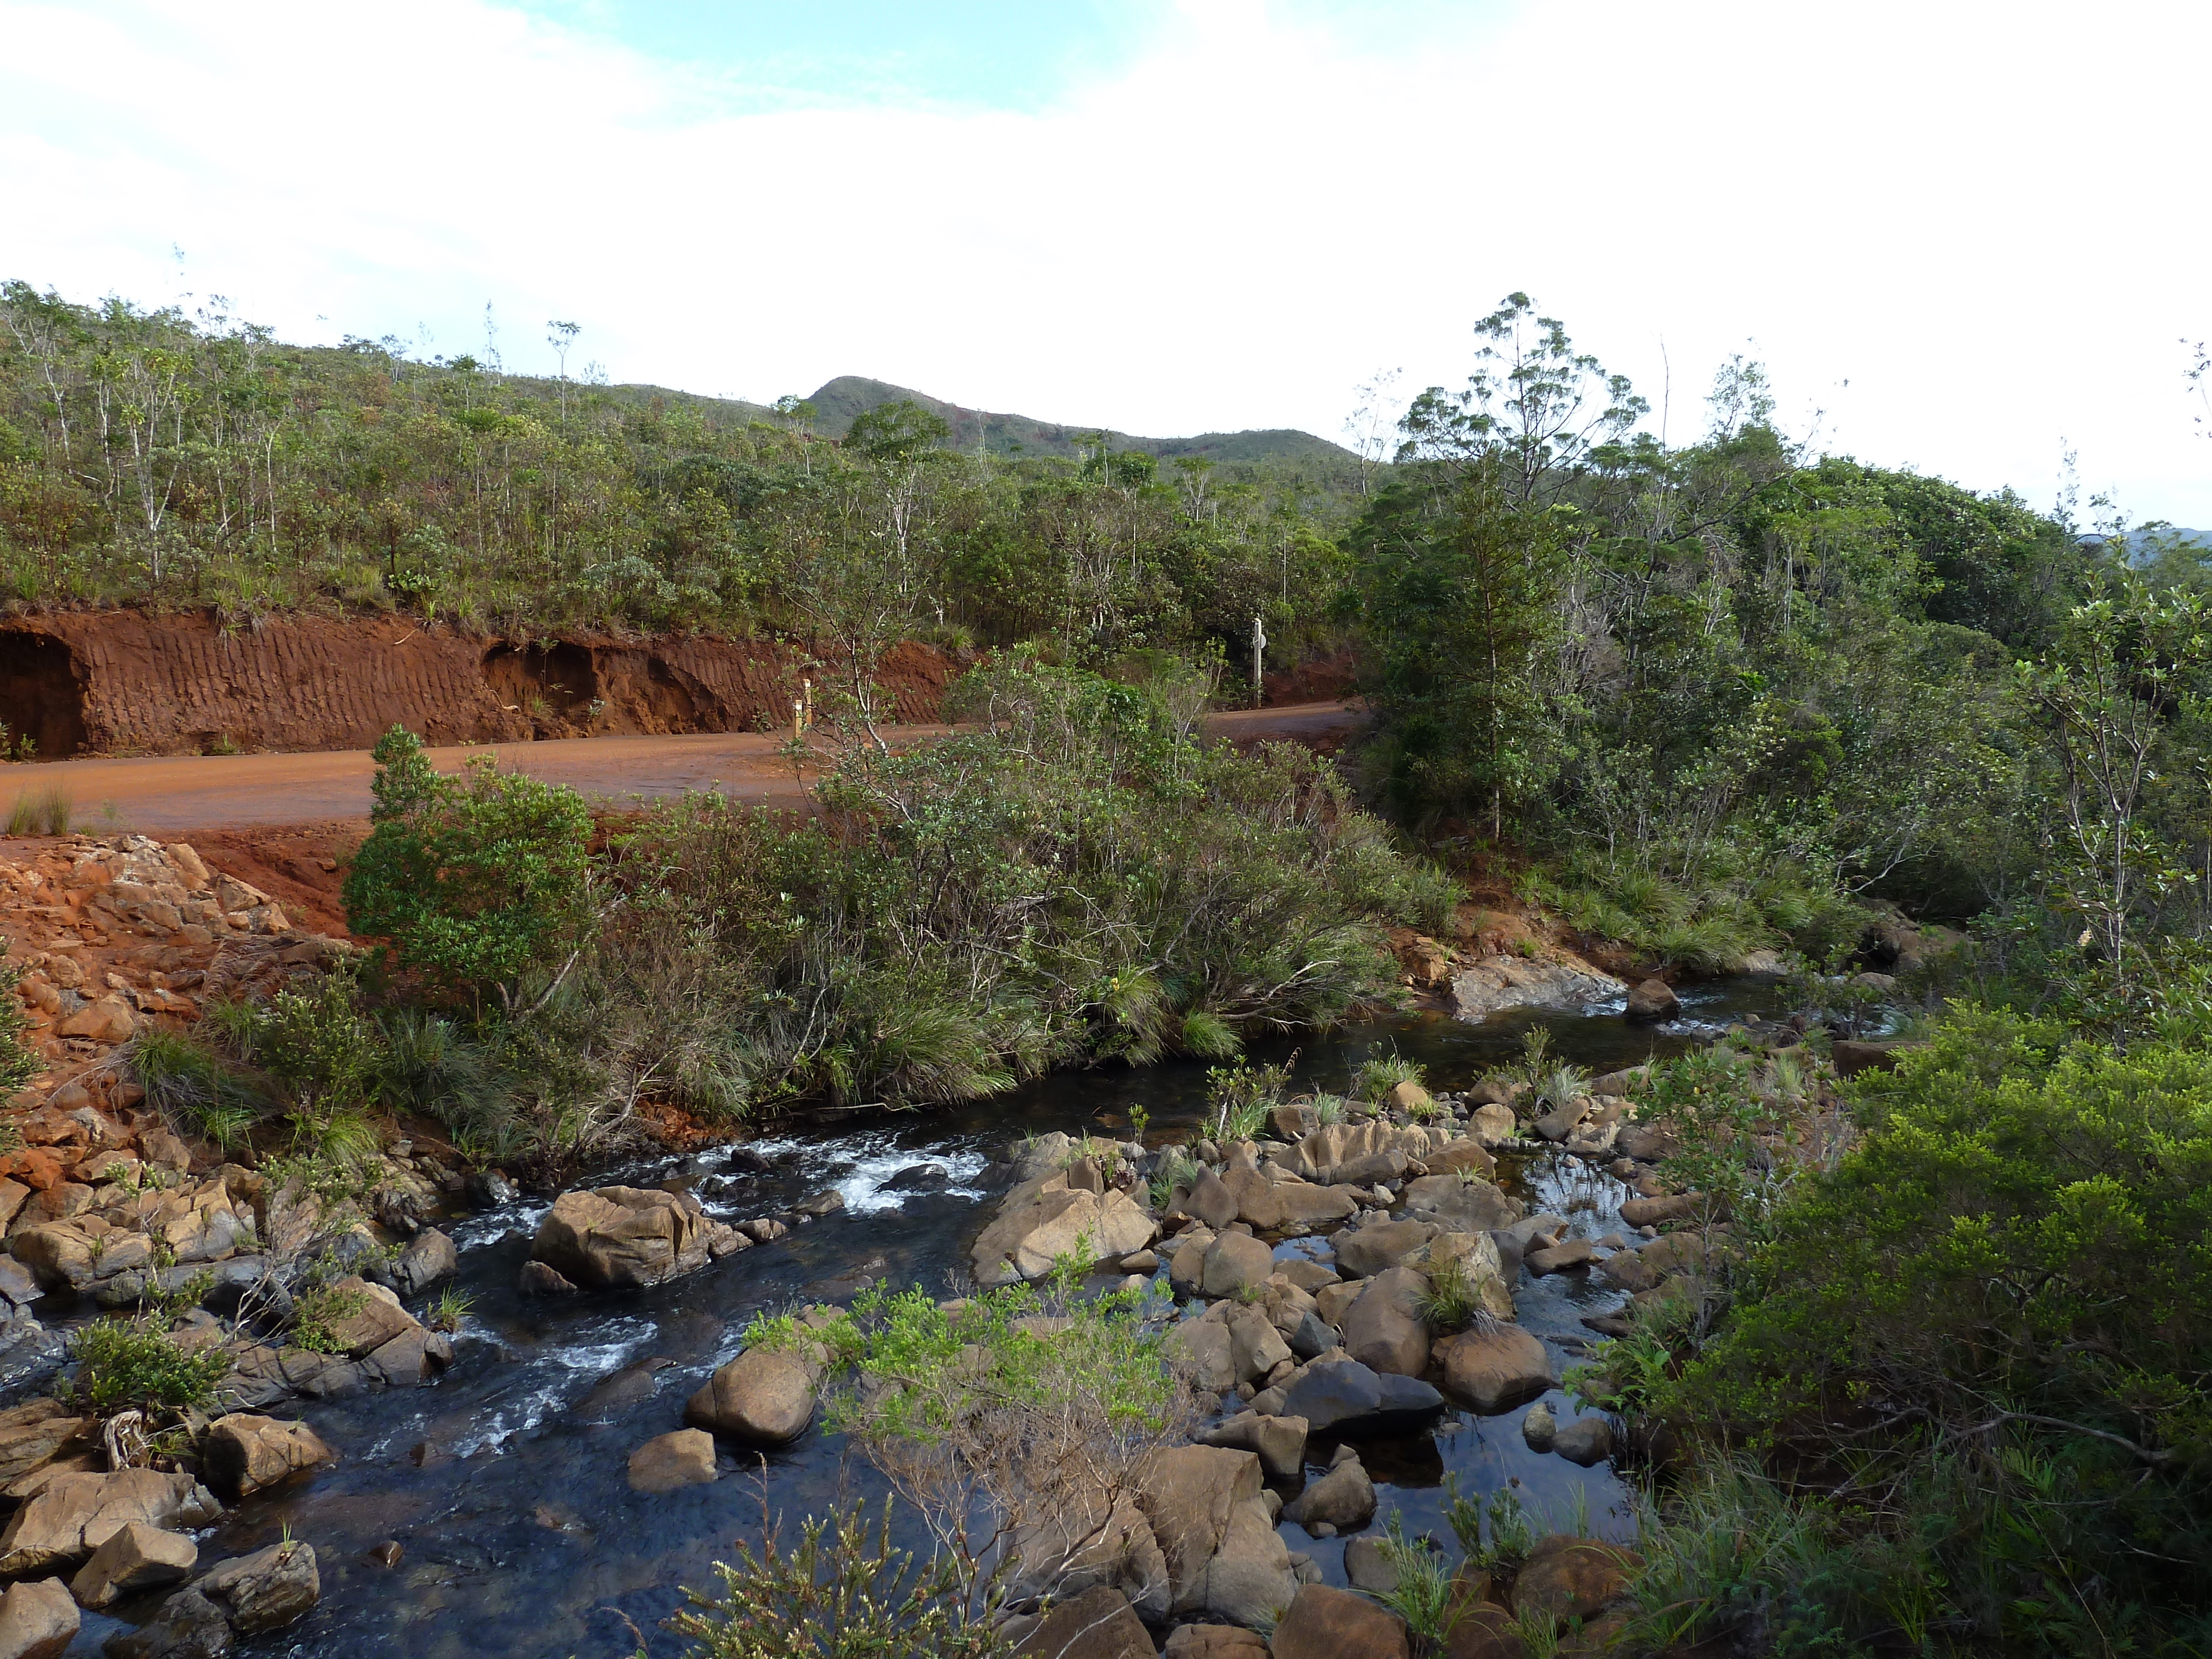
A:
[[1270, 1357, 1445, 1436], [627, 1429, 719, 1494], [318, 1277, 422, 1358], [972, 1175, 1157, 1287], [1338, 1267, 1430, 1378], [1400, 1175, 1519, 1233], [1438, 1326, 1554, 1414], [1466, 1103, 1519, 1147], [1270, 1582, 1411, 1659], [1450, 957, 1624, 1021], [1198, 1234, 1275, 1301], [684, 1347, 818, 1446], [0, 1578, 76, 1659], [532, 1186, 712, 1290], [69, 1521, 196, 1610], [1218, 1168, 1356, 1233], [1131, 1447, 1296, 1626], [201, 1415, 335, 1502], [0, 1469, 220, 1577], [1013, 1584, 1155, 1659], [1511, 1536, 1639, 1626], [1332, 1219, 1434, 1279]]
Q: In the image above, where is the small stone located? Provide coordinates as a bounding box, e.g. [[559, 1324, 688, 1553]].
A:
[[1552, 1414, 1614, 1467], [517, 1260, 578, 1296], [368, 1540, 403, 1568], [1522, 1400, 1556, 1451], [1343, 1533, 1399, 1594]]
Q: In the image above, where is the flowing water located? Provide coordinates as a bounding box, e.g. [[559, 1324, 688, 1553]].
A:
[[65, 980, 1777, 1658]]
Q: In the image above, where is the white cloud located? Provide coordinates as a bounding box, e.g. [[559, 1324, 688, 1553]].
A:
[[3, 0, 2207, 520]]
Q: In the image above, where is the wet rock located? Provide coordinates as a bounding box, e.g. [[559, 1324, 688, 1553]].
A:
[[627, 1428, 718, 1494], [1338, 1267, 1430, 1378], [1197, 1411, 1307, 1480], [881, 1162, 950, 1192], [1511, 1536, 1638, 1627], [1282, 1449, 1374, 1535], [1451, 957, 1624, 1021], [201, 1415, 334, 1501], [1521, 1400, 1556, 1451], [70, 1521, 196, 1610], [1012, 1584, 1154, 1659], [1198, 1234, 1274, 1300], [0, 1577, 77, 1658], [1271, 1582, 1411, 1659], [103, 1585, 229, 1658], [531, 1186, 711, 1290], [201, 1538, 320, 1634], [1525, 1239, 1599, 1276], [470, 1170, 518, 1207], [1437, 1325, 1554, 1414], [794, 1189, 845, 1219], [1272, 1357, 1444, 1435], [367, 1540, 402, 1568], [1625, 978, 1679, 1021], [517, 1260, 577, 1296], [684, 1348, 817, 1446], [0, 1469, 220, 1576], [738, 1217, 788, 1243], [1552, 1415, 1614, 1467], [388, 1229, 457, 1298], [972, 1174, 1157, 1287]]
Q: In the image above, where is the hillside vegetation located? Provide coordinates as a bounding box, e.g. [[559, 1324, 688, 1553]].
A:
[[0, 281, 1353, 679]]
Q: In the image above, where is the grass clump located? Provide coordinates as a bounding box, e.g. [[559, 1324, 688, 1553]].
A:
[[1370, 1514, 1458, 1646], [0, 961, 39, 1095], [124, 1027, 265, 1147], [1350, 1048, 1425, 1102], [5, 785, 70, 837], [68, 1318, 231, 1416], [1413, 1256, 1486, 1333]]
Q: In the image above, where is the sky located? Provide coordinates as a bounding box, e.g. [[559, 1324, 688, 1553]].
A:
[[3, 0, 2209, 524]]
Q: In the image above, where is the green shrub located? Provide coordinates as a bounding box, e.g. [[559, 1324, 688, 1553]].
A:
[[0, 961, 39, 1095], [667, 1503, 1005, 1659], [343, 725, 594, 1006], [69, 1319, 231, 1416], [288, 1282, 371, 1354]]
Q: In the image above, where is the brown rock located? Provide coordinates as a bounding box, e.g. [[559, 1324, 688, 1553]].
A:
[[0, 1468, 221, 1576], [320, 1277, 421, 1358], [1525, 1239, 1599, 1276], [532, 1185, 712, 1290], [1438, 1325, 1554, 1413], [1199, 1233, 1275, 1300], [1443, 1603, 1529, 1659], [1271, 1582, 1411, 1659], [56, 997, 134, 1044], [1332, 1218, 1435, 1279], [68, 1520, 196, 1610], [0, 1402, 91, 1485], [1162, 1625, 1269, 1659], [684, 1347, 817, 1446], [201, 1415, 335, 1501], [626, 1429, 718, 1494], [1338, 1266, 1430, 1377], [201, 1537, 320, 1632], [1511, 1536, 1640, 1626], [1619, 1194, 1704, 1228], [1384, 1080, 1433, 1115], [1014, 1583, 1156, 1659], [1832, 1039, 1903, 1077], [1624, 978, 1679, 1022], [102, 1585, 229, 1659], [517, 1260, 577, 1296], [0, 1577, 77, 1659]]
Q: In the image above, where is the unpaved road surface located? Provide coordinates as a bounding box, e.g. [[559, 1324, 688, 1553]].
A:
[[2, 702, 1365, 835]]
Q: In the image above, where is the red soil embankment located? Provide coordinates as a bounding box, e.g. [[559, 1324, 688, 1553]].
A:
[[0, 610, 963, 759]]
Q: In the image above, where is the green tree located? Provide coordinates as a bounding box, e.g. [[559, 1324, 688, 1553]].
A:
[[342, 726, 594, 1009]]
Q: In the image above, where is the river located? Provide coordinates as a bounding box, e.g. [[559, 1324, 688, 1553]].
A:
[[70, 979, 1775, 1657]]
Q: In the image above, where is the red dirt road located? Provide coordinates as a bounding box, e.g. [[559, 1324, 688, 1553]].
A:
[[2, 702, 1366, 835]]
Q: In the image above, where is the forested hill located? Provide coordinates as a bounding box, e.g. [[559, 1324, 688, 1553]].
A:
[[805, 374, 1360, 467]]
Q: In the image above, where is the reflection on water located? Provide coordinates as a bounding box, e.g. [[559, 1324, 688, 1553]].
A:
[[148, 983, 1771, 1657]]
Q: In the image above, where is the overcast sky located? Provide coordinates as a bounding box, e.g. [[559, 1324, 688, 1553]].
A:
[[4, 1, 2208, 523]]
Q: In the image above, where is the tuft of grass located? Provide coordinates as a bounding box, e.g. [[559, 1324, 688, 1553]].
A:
[[1531, 1061, 1591, 1114], [124, 1027, 266, 1148], [1446, 1479, 1537, 1573], [1371, 1514, 1458, 1645], [1415, 1256, 1485, 1333], [1350, 1048, 1424, 1102], [6, 785, 70, 837], [427, 1287, 475, 1332]]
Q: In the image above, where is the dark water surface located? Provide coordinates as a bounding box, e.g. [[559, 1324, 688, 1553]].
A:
[[74, 980, 1775, 1657]]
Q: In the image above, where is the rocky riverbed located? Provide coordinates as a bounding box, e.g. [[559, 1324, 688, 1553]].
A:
[[0, 834, 1790, 1657]]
